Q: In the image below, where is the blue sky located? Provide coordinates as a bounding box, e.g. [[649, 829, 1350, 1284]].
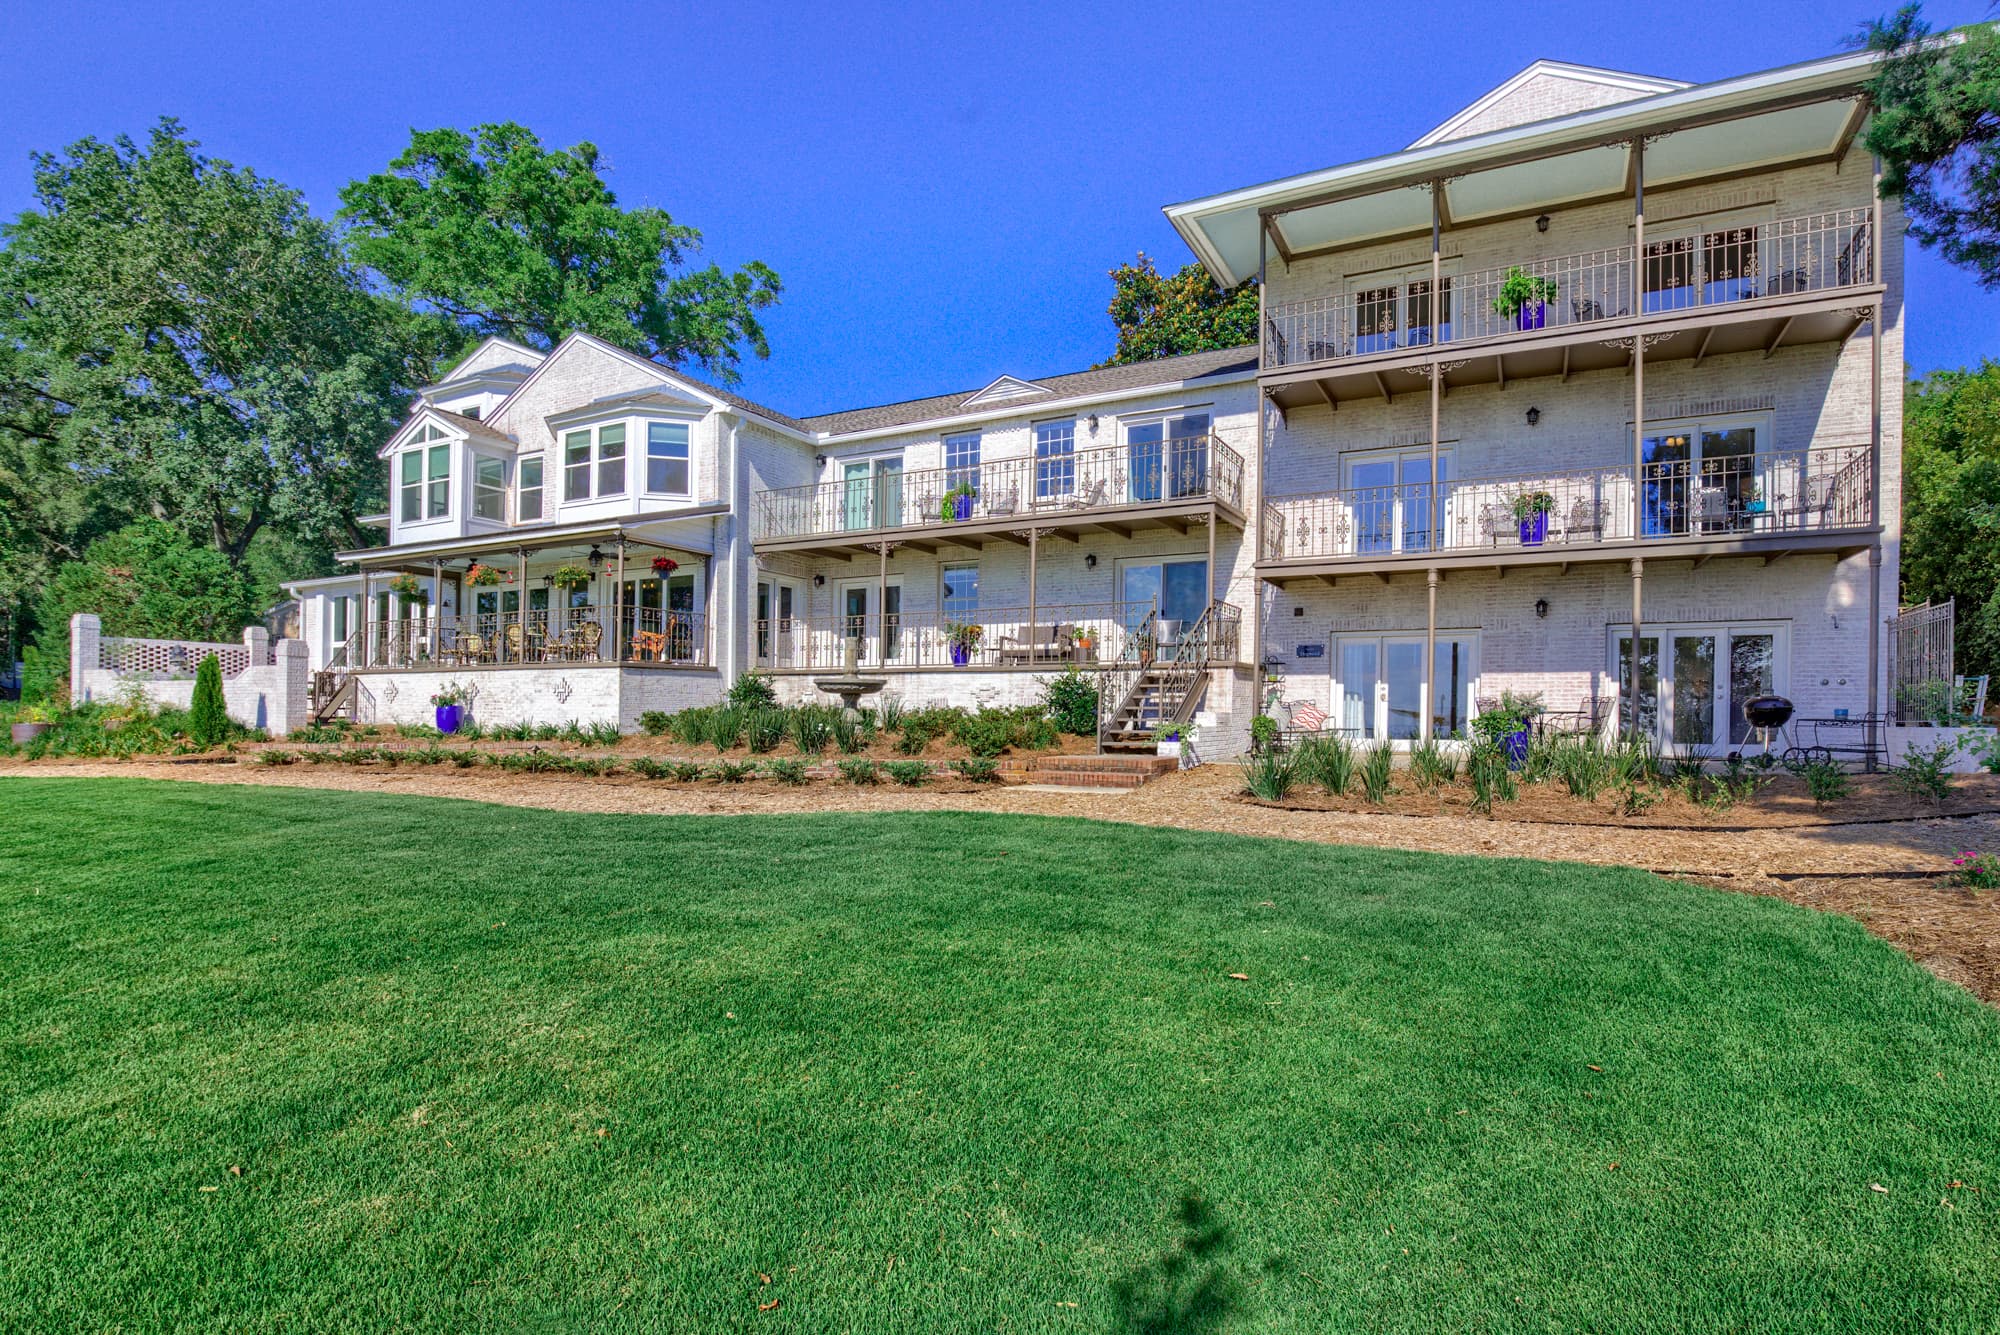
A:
[[2, 0, 1995, 414]]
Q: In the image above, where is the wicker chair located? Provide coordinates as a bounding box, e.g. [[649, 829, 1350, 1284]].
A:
[[460, 632, 488, 665], [573, 621, 603, 661], [503, 623, 525, 662]]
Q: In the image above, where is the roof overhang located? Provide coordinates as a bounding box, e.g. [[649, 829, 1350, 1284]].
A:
[[335, 504, 731, 566], [1164, 47, 1880, 286]]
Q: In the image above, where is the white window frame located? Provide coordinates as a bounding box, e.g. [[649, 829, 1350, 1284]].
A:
[[517, 455, 544, 523], [1341, 443, 1453, 556], [943, 432, 981, 492], [1605, 619, 1790, 753], [471, 453, 508, 522], [562, 423, 628, 504], [1329, 630, 1481, 745], [940, 561, 980, 619], [644, 420, 693, 498], [1033, 419, 1075, 500], [399, 427, 452, 523]]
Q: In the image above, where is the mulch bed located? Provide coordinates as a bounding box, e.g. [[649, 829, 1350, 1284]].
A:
[[1240, 772, 2000, 830]]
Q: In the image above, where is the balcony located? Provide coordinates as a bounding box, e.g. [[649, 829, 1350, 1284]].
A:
[[754, 599, 1242, 672], [333, 605, 710, 671], [1259, 444, 1873, 572], [1261, 207, 1876, 392], [752, 435, 1246, 549]]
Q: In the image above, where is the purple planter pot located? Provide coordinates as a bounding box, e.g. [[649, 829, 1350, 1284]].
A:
[[435, 704, 464, 734], [950, 643, 970, 667], [952, 493, 973, 521], [1517, 511, 1549, 545], [1515, 301, 1546, 331], [1505, 728, 1532, 768]]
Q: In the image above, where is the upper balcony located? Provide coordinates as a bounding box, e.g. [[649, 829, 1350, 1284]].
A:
[[1259, 441, 1875, 577], [751, 434, 1247, 551], [1261, 206, 1878, 402]]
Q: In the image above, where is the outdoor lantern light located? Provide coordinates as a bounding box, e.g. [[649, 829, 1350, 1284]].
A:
[[813, 574, 825, 587], [1087, 413, 1099, 434], [586, 545, 605, 572], [1535, 598, 1550, 619], [1085, 553, 1097, 569], [1525, 406, 1541, 426], [1535, 213, 1549, 232]]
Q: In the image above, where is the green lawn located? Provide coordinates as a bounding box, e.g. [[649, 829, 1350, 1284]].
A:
[[2, 779, 1996, 1332]]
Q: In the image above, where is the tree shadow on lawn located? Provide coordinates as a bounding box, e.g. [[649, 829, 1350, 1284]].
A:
[[1112, 1192, 1283, 1334]]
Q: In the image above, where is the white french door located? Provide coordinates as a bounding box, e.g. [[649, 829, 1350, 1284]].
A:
[[1346, 449, 1449, 555], [1611, 622, 1785, 751], [1335, 632, 1478, 742]]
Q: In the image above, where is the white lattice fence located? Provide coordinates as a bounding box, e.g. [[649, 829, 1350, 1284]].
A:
[[98, 635, 255, 678]]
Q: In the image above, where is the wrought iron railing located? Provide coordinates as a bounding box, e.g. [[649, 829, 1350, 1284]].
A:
[[1263, 206, 1875, 368], [333, 605, 709, 669], [753, 434, 1246, 542], [1261, 444, 1873, 562], [753, 598, 1243, 672], [1098, 601, 1239, 749]]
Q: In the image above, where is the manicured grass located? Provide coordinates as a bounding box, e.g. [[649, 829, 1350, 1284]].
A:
[[2, 779, 1996, 1332]]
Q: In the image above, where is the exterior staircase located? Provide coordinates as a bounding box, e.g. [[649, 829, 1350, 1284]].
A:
[[310, 670, 357, 724], [1097, 602, 1233, 753]]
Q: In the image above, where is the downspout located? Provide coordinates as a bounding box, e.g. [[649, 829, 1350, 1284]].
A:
[[1867, 155, 1885, 749]]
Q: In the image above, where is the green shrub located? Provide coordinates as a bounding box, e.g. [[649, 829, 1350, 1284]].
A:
[[1801, 758, 1849, 807], [764, 757, 809, 785], [709, 760, 757, 783], [1891, 737, 1959, 809], [949, 757, 1001, 783], [831, 712, 864, 754], [254, 749, 298, 766], [293, 722, 351, 744], [1249, 712, 1279, 753], [629, 757, 668, 779], [1468, 750, 1517, 815], [837, 758, 879, 785], [1241, 750, 1298, 801], [638, 711, 671, 736], [894, 727, 930, 755], [1408, 738, 1457, 792], [1042, 667, 1099, 735], [1298, 734, 1354, 796], [669, 761, 705, 782], [789, 705, 835, 756], [1359, 743, 1395, 804], [727, 672, 777, 710], [394, 723, 434, 740], [709, 705, 747, 752], [187, 653, 230, 748], [884, 760, 931, 786], [951, 705, 1056, 758], [1550, 734, 1614, 801], [670, 707, 712, 747], [746, 708, 787, 754]]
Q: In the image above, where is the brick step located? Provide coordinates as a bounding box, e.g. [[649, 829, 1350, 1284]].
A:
[[999, 769, 1158, 790], [996, 752, 1177, 789]]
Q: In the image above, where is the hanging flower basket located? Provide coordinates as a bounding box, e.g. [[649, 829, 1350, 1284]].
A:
[[387, 573, 429, 603], [465, 563, 503, 587], [551, 564, 592, 590], [651, 556, 680, 576]]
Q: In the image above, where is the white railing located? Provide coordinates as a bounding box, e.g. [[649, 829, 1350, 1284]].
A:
[[1262, 444, 1873, 562], [1263, 206, 1875, 368], [335, 605, 709, 669]]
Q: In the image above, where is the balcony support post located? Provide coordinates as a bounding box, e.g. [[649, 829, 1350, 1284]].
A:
[[1631, 138, 1647, 549], [1027, 529, 1040, 653], [516, 549, 528, 646], [431, 561, 444, 660], [1254, 224, 1268, 684], [877, 540, 889, 669], [612, 540, 627, 663], [1422, 568, 1439, 744], [360, 567, 374, 668], [1628, 557, 1645, 740], [1866, 545, 1882, 765]]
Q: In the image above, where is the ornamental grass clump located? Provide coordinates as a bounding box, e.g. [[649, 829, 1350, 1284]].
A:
[[1408, 738, 1457, 792], [1240, 749, 1298, 801], [789, 705, 835, 756], [1298, 734, 1355, 796], [1359, 742, 1396, 804], [745, 708, 786, 754]]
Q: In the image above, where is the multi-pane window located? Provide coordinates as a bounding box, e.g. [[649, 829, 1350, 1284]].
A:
[[1033, 420, 1074, 500], [1127, 413, 1210, 502], [564, 429, 593, 502], [942, 563, 979, 618], [518, 457, 544, 522], [647, 422, 691, 495], [944, 432, 980, 492], [472, 455, 507, 520], [597, 424, 626, 496], [399, 426, 450, 521]]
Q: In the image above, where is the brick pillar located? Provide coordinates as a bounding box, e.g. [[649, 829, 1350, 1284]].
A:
[[243, 624, 272, 666], [70, 613, 101, 706], [272, 639, 309, 736]]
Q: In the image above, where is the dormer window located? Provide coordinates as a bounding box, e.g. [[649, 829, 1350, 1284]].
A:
[[460, 404, 481, 420], [399, 425, 451, 522], [563, 423, 627, 501], [472, 455, 507, 520]]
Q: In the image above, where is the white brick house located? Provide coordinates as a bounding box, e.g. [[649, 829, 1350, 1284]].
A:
[[288, 47, 1905, 758]]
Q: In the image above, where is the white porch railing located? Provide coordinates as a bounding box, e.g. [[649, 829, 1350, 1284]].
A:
[[1262, 206, 1875, 368], [1261, 444, 1873, 563]]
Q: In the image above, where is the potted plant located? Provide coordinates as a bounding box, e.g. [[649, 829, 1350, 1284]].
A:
[[945, 621, 983, 667], [940, 482, 978, 523], [430, 682, 470, 734], [551, 563, 592, 591], [465, 563, 503, 587], [1511, 489, 1556, 545], [1070, 625, 1097, 662], [1490, 266, 1559, 331], [1478, 689, 1544, 769], [1153, 720, 1198, 765], [387, 572, 429, 603], [10, 702, 55, 746], [651, 556, 680, 577], [1742, 482, 1766, 514]]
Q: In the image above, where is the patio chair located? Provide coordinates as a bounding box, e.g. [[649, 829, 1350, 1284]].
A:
[[503, 623, 525, 663], [572, 621, 603, 661], [983, 486, 1020, 517], [1477, 502, 1515, 547], [1066, 477, 1110, 510], [459, 632, 489, 665], [1694, 486, 1729, 533], [1561, 497, 1606, 544]]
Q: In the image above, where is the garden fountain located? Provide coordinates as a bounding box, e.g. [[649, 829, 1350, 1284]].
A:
[[813, 637, 887, 723]]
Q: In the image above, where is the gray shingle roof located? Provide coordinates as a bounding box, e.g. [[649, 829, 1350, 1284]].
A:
[[430, 407, 518, 446], [796, 345, 1259, 437]]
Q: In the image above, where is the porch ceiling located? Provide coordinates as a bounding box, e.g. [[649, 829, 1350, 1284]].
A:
[[336, 507, 725, 569], [750, 497, 1243, 560], [1261, 288, 1877, 414]]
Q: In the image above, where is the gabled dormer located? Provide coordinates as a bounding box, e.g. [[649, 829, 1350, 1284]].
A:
[[380, 405, 522, 544], [960, 374, 1054, 410], [542, 383, 714, 521], [418, 336, 547, 422]]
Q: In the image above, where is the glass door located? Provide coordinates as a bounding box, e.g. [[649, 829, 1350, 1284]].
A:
[[1337, 634, 1478, 741], [1614, 625, 1783, 752], [1384, 641, 1426, 741], [757, 579, 797, 665], [1118, 559, 1208, 650], [1127, 413, 1211, 502], [1347, 451, 1448, 554], [841, 584, 901, 663], [1337, 639, 1381, 739]]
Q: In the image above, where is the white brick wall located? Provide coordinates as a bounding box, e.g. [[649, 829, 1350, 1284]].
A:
[[350, 666, 723, 731], [70, 615, 311, 736]]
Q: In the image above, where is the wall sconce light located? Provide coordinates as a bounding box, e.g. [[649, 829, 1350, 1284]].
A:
[[1535, 214, 1549, 233], [1525, 406, 1541, 427], [585, 545, 605, 571], [1087, 413, 1099, 434], [1534, 598, 1549, 619], [813, 573, 825, 587], [1084, 553, 1097, 569], [814, 453, 826, 467], [1293, 606, 1305, 617]]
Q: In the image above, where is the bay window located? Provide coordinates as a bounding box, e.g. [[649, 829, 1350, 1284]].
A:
[[399, 427, 450, 522], [472, 455, 507, 520], [563, 423, 627, 502], [647, 422, 691, 495]]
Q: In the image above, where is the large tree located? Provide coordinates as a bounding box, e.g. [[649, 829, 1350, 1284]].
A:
[[0, 119, 429, 570], [1861, 7, 2000, 284], [339, 123, 782, 384], [1901, 361, 2000, 676], [1098, 252, 1258, 367]]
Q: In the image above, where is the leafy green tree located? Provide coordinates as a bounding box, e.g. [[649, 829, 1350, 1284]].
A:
[[340, 123, 782, 384], [1099, 252, 1259, 367], [0, 119, 432, 568], [26, 519, 259, 698], [1860, 7, 2000, 284], [1901, 362, 2000, 675], [187, 653, 229, 747]]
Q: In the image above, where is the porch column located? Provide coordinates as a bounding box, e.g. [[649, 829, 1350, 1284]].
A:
[[1026, 528, 1039, 654], [1252, 221, 1269, 688], [1430, 183, 1443, 549], [360, 568, 374, 666], [515, 549, 528, 655], [1422, 568, 1439, 744], [877, 540, 889, 668], [1205, 512, 1218, 608], [612, 540, 627, 663], [1628, 557, 1644, 738], [431, 560, 444, 658], [1631, 136, 1646, 546]]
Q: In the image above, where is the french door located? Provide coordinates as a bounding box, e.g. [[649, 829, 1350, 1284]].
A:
[[1347, 450, 1448, 555], [841, 457, 903, 531], [841, 582, 902, 662], [1127, 413, 1210, 502], [757, 578, 800, 665], [1612, 623, 1783, 751], [1640, 416, 1766, 537], [1334, 633, 1478, 741]]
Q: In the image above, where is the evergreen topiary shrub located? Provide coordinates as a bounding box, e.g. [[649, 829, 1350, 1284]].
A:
[[187, 653, 229, 748]]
